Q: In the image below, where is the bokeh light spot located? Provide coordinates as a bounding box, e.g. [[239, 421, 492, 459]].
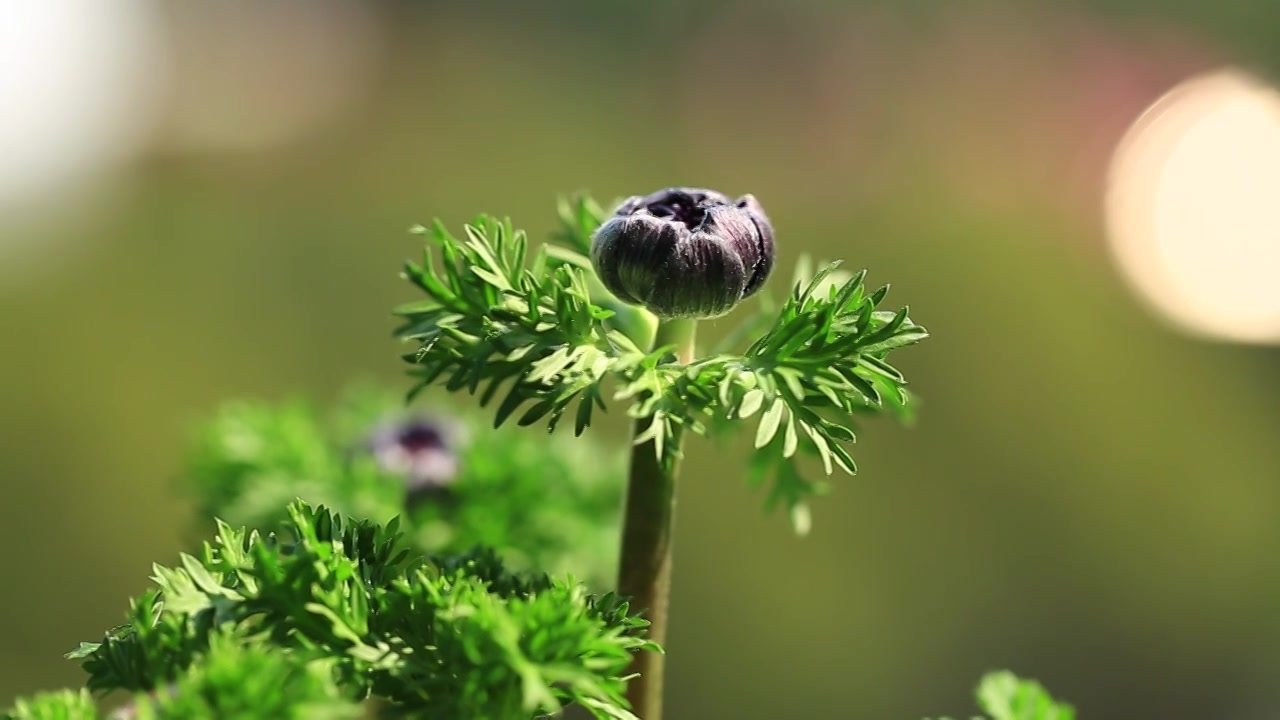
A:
[[0, 0, 164, 217], [1106, 68, 1280, 343]]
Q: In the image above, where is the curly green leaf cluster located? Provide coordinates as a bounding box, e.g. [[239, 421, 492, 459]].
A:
[[64, 501, 654, 720], [10, 667, 1073, 720], [396, 217, 635, 437], [395, 196, 928, 532], [3, 689, 96, 720], [128, 634, 358, 720], [185, 385, 624, 587]]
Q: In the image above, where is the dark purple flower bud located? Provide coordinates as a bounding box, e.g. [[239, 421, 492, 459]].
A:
[[590, 187, 775, 319], [366, 415, 460, 500]]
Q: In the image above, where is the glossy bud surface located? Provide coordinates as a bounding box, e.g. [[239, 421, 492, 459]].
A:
[[590, 187, 775, 319]]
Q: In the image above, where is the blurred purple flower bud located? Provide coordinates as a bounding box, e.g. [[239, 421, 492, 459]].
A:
[[110, 684, 177, 719], [590, 187, 775, 318], [366, 415, 460, 500]]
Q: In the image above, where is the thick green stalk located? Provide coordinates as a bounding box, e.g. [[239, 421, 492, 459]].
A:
[[617, 317, 697, 720]]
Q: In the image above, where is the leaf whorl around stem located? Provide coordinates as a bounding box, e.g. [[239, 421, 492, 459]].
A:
[[394, 201, 927, 532]]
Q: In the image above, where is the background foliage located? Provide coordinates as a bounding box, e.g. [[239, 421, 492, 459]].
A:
[[185, 384, 624, 587]]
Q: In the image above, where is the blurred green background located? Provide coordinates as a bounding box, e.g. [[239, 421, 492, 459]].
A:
[[4, 1, 1280, 718]]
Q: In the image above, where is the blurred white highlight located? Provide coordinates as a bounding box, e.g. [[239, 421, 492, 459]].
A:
[[0, 0, 165, 218], [1106, 69, 1280, 343]]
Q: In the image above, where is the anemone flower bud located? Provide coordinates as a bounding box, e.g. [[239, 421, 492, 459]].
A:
[[366, 415, 460, 501], [590, 187, 775, 319]]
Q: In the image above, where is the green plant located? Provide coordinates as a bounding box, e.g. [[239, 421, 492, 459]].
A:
[[930, 672, 1076, 720], [4, 690, 96, 720], [59, 501, 650, 719], [6, 670, 1077, 720], [393, 188, 927, 717], [6, 190, 1082, 720], [183, 384, 625, 587]]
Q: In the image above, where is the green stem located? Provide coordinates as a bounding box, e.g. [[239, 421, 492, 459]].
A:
[[617, 317, 697, 720], [608, 303, 658, 350], [580, 267, 658, 349]]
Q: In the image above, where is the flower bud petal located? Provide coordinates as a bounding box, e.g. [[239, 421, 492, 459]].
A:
[[589, 187, 775, 319], [650, 228, 747, 318], [591, 214, 677, 307], [734, 194, 775, 298]]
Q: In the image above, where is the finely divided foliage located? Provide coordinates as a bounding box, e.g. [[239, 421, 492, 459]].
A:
[[59, 502, 652, 720], [3, 194, 946, 719], [396, 216, 630, 439], [4, 690, 97, 720], [395, 194, 928, 531]]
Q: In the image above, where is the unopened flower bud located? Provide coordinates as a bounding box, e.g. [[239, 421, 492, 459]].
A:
[[590, 187, 775, 319], [366, 415, 460, 501]]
